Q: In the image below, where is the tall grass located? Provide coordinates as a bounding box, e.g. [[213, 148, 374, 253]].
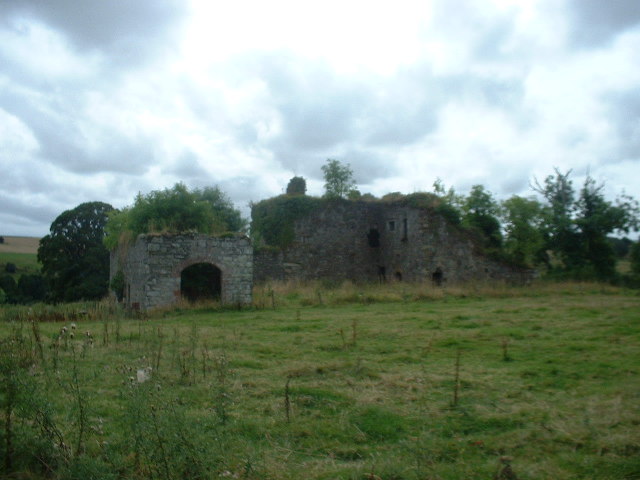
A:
[[0, 281, 638, 479]]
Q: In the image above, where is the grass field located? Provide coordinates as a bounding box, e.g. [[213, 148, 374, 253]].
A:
[[0, 236, 40, 254], [0, 236, 40, 278], [1, 282, 639, 479]]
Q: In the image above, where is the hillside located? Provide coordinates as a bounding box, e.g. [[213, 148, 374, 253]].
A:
[[0, 236, 40, 254]]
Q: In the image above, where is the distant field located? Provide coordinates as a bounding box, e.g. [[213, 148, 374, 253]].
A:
[[0, 237, 40, 276], [0, 235, 40, 254]]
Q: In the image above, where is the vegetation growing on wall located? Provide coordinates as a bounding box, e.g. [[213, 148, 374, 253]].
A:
[[104, 183, 246, 249], [251, 194, 324, 249], [286, 176, 307, 196]]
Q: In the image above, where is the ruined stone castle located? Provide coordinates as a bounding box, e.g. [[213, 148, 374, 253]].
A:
[[110, 196, 532, 310], [253, 198, 532, 285]]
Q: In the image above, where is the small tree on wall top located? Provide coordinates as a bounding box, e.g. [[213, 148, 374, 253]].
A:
[[286, 176, 307, 196], [322, 159, 357, 199]]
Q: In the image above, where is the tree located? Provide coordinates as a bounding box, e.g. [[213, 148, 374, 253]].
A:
[[500, 196, 544, 267], [286, 176, 307, 196], [432, 179, 463, 225], [533, 169, 581, 269], [104, 183, 246, 249], [321, 159, 357, 199], [196, 186, 247, 232], [38, 201, 114, 302], [461, 185, 503, 250], [534, 169, 639, 279], [574, 176, 638, 279]]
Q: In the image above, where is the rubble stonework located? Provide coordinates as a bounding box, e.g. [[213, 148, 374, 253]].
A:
[[253, 200, 533, 285], [111, 234, 253, 311]]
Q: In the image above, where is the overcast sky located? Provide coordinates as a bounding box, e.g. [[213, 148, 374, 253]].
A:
[[1, 0, 639, 237]]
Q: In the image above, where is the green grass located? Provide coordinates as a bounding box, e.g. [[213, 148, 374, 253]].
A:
[[0, 251, 40, 278], [0, 283, 639, 479]]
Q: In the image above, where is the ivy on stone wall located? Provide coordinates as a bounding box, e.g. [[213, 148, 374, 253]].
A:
[[251, 192, 466, 251], [251, 195, 324, 249]]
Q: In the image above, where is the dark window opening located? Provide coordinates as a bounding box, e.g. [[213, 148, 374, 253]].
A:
[[402, 218, 408, 241], [432, 268, 443, 286], [395, 271, 402, 281], [367, 228, 380, 247], [388, 220, 395, 231], [181, 263, 222, 302], [377, 265, 386, 283]]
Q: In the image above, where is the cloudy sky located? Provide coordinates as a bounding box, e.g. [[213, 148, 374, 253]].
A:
[[1, 0, 639, 237]]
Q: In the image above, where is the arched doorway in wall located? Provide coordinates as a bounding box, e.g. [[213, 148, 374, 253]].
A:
[[180, 263, 222, 302]]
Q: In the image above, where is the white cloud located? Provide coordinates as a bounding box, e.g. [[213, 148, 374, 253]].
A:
[[0, 0, 639, 237]]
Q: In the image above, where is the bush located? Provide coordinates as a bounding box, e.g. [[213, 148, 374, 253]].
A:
[[104, 184, 245, 249], [0, 275, 16, 303], [16, 274, 47, 304], [286, 176, 307, 196], [4, 263, 16, 274]]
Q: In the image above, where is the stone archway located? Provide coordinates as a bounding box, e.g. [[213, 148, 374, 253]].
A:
[[111, 234, 253, 310], [180, 262, 222, 302]]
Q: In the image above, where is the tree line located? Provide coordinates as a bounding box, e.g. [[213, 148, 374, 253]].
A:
[[2, 160, 639, 305]]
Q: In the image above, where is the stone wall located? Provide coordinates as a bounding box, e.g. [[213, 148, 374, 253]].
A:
[[254, 200, 533, 285], [111, 234, 253, 311]]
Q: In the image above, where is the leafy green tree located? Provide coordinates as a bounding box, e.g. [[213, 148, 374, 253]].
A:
[[534, 169, 639, 279], [574, 176, 638, 279], [105, 183, 246, 249], [196, 186, 246, 232], [321, 159, 357, 199], [462, 185, 503, 250], [286, 176, 307, 196], [38, 201, 114, 302], [501, 196, 545, 267], [533, 169, 580, 269]]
